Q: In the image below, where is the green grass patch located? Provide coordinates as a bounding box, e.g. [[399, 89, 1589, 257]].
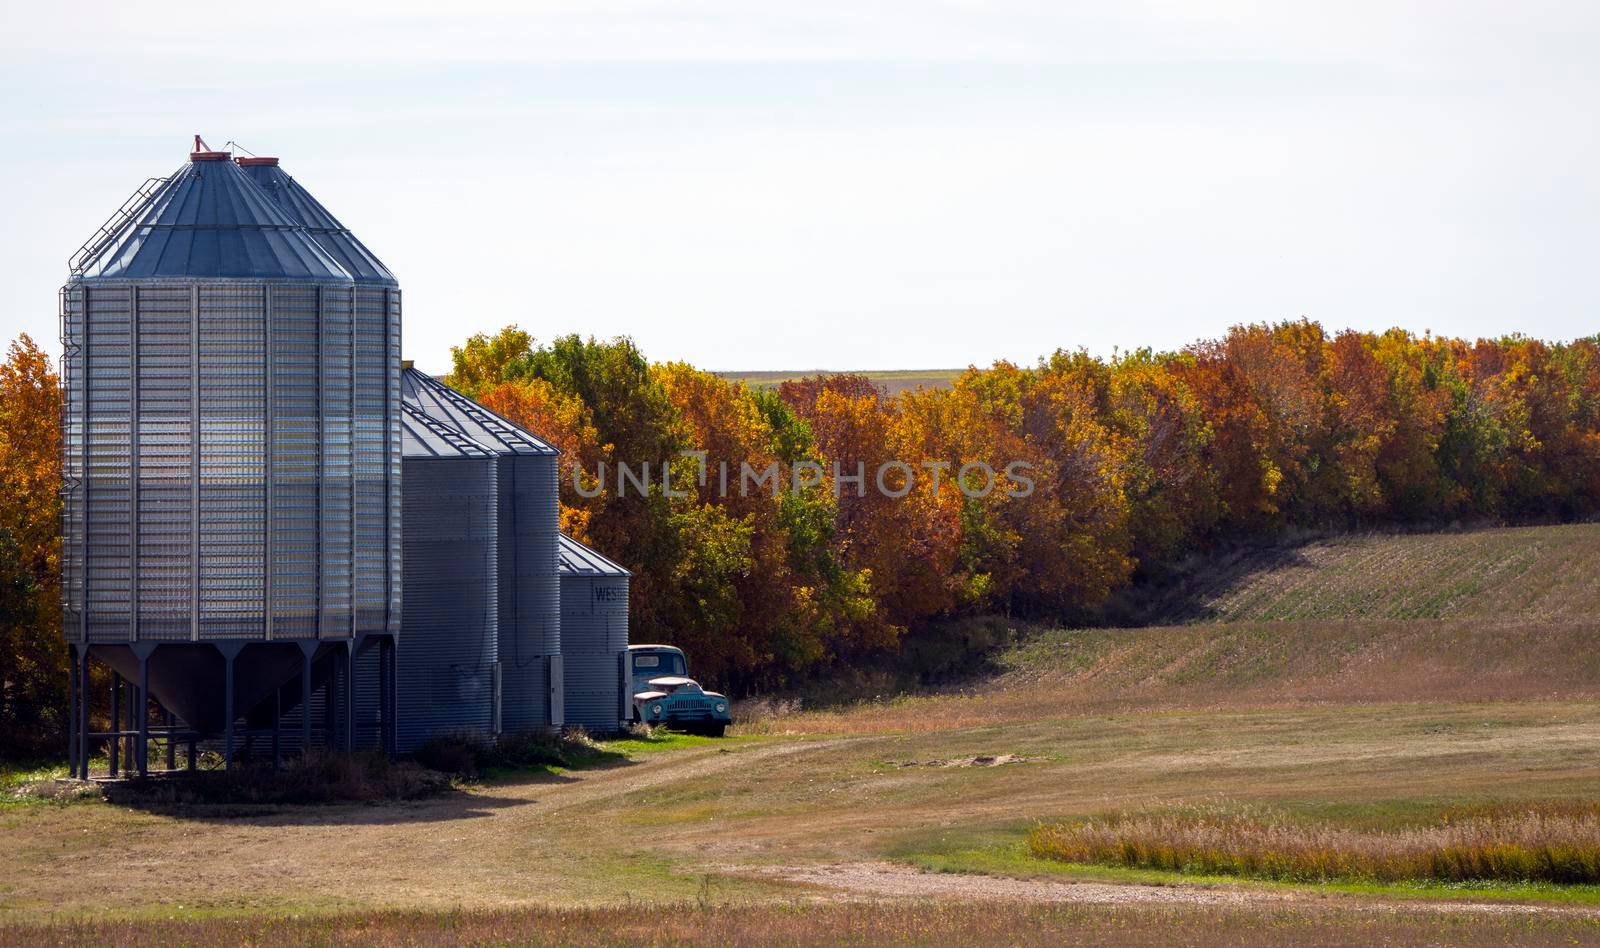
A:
[[2, 761, 99, 807], [900, 829, 1600, 906], [0, 762, 66, 795], [471, 728, 767, 782], [597, 730, 767, 756]]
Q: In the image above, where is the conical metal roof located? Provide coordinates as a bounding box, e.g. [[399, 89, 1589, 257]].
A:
[[238, 158, 396, 284], [401, 368, 560, 456], [400, 401, 498, 459], [74, 151, 351, 281], [558, 533, 631, 576]]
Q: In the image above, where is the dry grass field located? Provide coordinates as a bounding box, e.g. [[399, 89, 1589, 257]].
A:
[[3, 523, 1599, 944], [9, 902, 1600, 947], [715, 369, 964, 397], [1028, 802, 1600, 884]]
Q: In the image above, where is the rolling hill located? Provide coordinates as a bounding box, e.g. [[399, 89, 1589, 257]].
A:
[[1121, 523, 1600, 625]]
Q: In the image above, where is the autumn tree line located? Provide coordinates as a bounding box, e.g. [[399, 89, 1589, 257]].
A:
[[1, 321, 1598, 752], [451, 321, 1600, 691]]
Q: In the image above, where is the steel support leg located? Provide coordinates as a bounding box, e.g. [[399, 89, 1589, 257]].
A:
[[325, 652, 338, 751], [217, 642, 247, 770], [77, 647, 90, 779], [344, 641, 355, 754], [299, 641, 315, 754], [165, 709, 176, 770], [109, 674, 121, 778], [137, 650, 150, 777], [66, 645, 78, 779], [224, 652, 236, 769], [272, 687, 282, 771]]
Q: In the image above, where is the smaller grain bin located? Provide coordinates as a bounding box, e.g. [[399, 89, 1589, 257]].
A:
[[396, 402, 500, 752], [557, 534, 630, 731], [403, 368, 560, 732]]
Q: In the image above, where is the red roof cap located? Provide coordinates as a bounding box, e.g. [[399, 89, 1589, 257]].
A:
[[235, 157, 280, 167], [189, 134, 231, 161]]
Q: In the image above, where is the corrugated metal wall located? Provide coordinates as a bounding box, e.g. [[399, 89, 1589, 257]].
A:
[[496, 453, 560, 731], [397, 456, 499, 751], [559, 574, 628, 731], [135, 285, 194, 640], [59, 279, 399, 645]]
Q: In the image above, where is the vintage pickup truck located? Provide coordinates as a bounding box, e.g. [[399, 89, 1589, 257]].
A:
[[623, 644, 732, 736]]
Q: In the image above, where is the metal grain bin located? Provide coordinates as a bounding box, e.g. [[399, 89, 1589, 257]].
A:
[[402, 369, 561, 730], [60, 140, 399, 758], [238, 157, 402, 641], [557, 534, 630, 731], [395, 402, 499, 752]]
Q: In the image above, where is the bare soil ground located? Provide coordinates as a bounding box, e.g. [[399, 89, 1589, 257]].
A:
[[741, 861, 1600, 915]]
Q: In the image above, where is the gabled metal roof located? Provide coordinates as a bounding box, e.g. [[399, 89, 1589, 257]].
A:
[[74, 153, 351, 282], [400, 401, 497, 459], [401, 368, 560, 456], [237, 158, 396, 285], [558, 533, 631, 577]]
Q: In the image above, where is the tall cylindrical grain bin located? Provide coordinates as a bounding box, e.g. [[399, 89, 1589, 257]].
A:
[[395, 403, 499, 751], [557, 534, 630, 731], [402, 369, 562, 731], [60, 140, 399, 739]]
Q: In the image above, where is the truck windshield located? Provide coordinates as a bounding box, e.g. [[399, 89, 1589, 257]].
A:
[[633, 652, 686, 677]]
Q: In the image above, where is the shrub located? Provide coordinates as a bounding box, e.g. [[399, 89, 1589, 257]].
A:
[[413, 732, 487, 776], [414, 729, 608, 777], [481, 730, 576, 770], [101, 750, 448, 808]]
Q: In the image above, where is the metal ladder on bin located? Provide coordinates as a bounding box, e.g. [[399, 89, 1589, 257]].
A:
[[66, 175, 169, 278]]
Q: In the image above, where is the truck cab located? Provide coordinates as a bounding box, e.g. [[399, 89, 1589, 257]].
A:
[[622, 645, 732, 736]]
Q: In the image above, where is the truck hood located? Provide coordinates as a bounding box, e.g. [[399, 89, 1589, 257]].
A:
[[634, 680, 727, 702]]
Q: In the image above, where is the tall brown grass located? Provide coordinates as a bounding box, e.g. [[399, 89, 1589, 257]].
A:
[[6, 900, 1599, 948], [1028, 804, 1600, 884]]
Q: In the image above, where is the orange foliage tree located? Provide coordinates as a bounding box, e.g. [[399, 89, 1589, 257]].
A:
[[438, 323, 1600, 692], [0, 335, 66, 754]]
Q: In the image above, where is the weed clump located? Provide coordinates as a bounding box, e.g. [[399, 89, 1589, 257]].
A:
[[1029, 802, 1600, 885], [414, 729, 612, 778]]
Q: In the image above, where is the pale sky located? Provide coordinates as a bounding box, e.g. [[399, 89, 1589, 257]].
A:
[[2, 1, 1596, 374]]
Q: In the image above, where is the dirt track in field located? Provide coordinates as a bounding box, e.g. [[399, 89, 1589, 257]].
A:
[[739, 862, 1600, 917]]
